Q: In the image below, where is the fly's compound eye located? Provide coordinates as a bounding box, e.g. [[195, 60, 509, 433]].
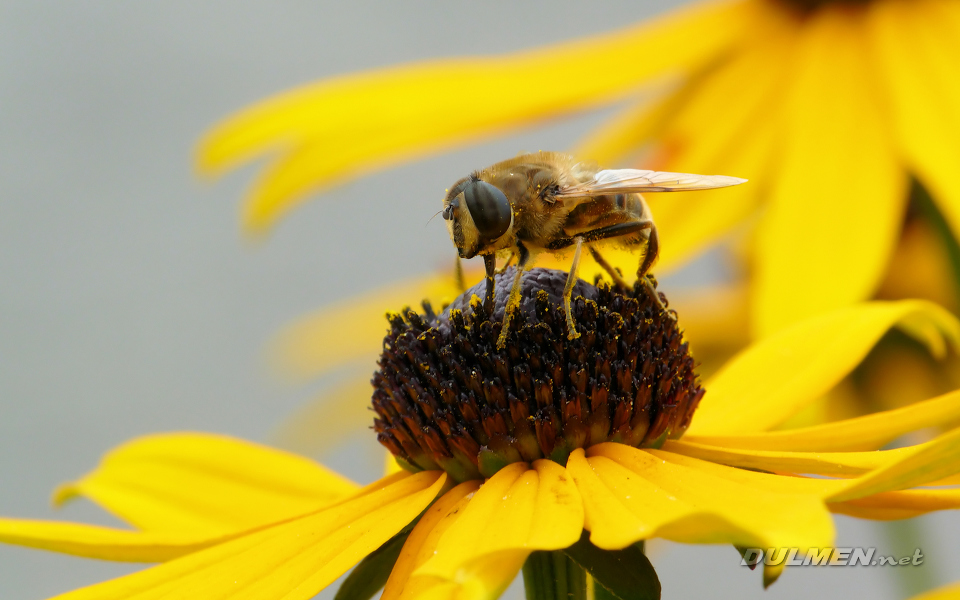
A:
[[463, 180, 511, 243]]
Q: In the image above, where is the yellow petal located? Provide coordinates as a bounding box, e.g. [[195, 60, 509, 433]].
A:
[[0, 519, 222, 562], [687, 388, 960, 452], [868, 0, 960, 241], [648, 126, 770, 273], [647, 446, 846, 497], [906, 582, 960, 600], [827, 426, 960, 502], [270, 272, 461, 381], [763, 560, 785, 589], [568, 445, 834, 550], [383, 481, 480, 600], [569, 33, 786, 277], [828, 489, 960, 521], [197, 0, 754, 233], [415, 460, 584, 582], [639, 6, 799, 271], [268, 376, 379, 459], [405, 552, 529, 600], [574, 0, 790, 166], [55, 433, 359, 535], [667, 283, 751, 356], [687, 300, 960, 436], [385, 452, 405, 476], [753, 4, 907, 336], [50, 471, 445, 600], [663, 439, 917, 477]]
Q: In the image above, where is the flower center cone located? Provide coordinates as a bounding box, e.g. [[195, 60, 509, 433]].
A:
[[372, 267, 704, 482]]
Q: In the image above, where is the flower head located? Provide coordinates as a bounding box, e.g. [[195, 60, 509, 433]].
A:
[[373, 269, 702, 480], [3, 277, 960, 598]]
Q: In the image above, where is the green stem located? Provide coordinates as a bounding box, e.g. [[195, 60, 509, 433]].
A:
[[523, 551, 588, 600]]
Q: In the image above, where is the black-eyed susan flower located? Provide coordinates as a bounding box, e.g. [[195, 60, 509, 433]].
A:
[[3, 272, 960, 598], [198, 0, 960, 339]]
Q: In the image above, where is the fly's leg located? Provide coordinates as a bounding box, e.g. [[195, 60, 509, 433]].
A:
[[496, 242, 532, 349], [554, 219, 670, 318], [455, 256, 466, 293], [482, 254, 496, 314], [563, 237, 585, 340], [636, 223, 659, 280], [636, 226, 673, 319], [495, 251, 516, 275], [588, 247, 630, 290]]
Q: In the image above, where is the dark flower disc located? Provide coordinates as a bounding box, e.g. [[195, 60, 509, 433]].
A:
[[371, 268, 704, 482]]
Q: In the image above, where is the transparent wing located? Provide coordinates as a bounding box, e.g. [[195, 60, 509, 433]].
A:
[[556, 169, 747, 197]]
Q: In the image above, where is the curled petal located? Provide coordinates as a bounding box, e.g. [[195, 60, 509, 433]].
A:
[[663, 439, 917, 477], [688, 300, 960, 437], [687, 388, 960, 452], [829, 489, 960, 521], [827, 426, 960, 502]]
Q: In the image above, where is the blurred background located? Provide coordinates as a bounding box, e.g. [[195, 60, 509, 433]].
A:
[[1, 2, 957, 599]]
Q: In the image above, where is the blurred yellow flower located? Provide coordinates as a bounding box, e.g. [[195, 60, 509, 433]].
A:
[[3, 279, 960, 598], [911, 582, 960, 600], [199, 0, 960, 338]]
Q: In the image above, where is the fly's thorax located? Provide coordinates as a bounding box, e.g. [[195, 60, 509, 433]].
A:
[[371, 268, 704, 482]]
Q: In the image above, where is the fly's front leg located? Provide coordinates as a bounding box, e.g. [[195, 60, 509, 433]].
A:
[[563, 237, 584, 340], [455, 255, 466, 293], [482, 254, 496, 314], [496, 242, 532, 349]]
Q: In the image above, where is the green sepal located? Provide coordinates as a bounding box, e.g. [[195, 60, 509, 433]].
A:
[[334, 526, 411, 600], [523, 550, 588, 600], [562, 532, 660, 600], [478, 447, 511, 478], [645, 430, 670, 450], [394, 456, 422, 474]]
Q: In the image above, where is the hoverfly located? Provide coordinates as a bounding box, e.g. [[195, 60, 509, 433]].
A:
[[441, 152, 746, 347]]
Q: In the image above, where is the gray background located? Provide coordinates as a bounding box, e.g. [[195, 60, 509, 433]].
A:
[[1, 2, 956, 599]]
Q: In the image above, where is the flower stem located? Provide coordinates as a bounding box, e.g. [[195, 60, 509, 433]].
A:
[[523, 550, 588, 600]]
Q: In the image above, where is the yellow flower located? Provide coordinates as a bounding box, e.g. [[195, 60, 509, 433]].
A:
[[3, 275, 960, 599], [911, 582, 960, 600], [198, 0, 960, 338]]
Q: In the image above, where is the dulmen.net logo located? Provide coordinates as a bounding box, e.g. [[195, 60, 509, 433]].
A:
[[740, 548, 925, 567]]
